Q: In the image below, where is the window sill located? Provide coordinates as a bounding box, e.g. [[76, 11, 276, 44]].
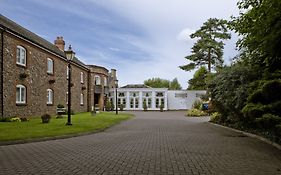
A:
[[16, 103, 27, 106], [16, 63, 26, 68]]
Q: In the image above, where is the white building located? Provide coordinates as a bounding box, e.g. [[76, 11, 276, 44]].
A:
[[109, 84, 206, 111]]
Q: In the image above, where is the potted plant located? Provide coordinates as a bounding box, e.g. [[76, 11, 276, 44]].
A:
[[160, 103, 164, 112], [119, 104, 124, 111], [41, 114, 51, 123], [143, 101, 148, 111]]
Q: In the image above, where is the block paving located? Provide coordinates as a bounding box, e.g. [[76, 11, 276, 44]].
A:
[[0, 111, 280, 175]]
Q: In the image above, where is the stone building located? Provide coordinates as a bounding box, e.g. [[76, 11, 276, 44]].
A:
[[0, 15, 117, 118]]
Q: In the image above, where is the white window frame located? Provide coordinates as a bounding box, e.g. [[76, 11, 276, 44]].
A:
[[47, 89, 53, 104], [16, 85, 26, 104], [47, 58, 54, 74], [16, 46, 26, 66], [66, 66, 69, 79], [95, 75, 101, 85], [81, 72, 84, 83], [80, 93, 84, 105], [104, 77, 107, 86]]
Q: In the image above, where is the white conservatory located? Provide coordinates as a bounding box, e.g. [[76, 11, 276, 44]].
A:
[[109, 84, 206, 111]]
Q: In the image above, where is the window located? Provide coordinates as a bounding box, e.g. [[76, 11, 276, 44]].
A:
[[66, 66, 69, 79], [104, 77, 107, 86], [16, 85, 26, 104], [66, 92, 68, 104], [80, 93, 84, 105], [95, 75, 101, 85], [156, 92, 164, 97], [16, 46, 26, 66], [47, 89, 53, 104], [81, 72, 84, 83], [47, 58, 54, 74]]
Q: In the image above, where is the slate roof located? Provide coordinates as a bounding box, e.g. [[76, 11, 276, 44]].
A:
[[0, 14, 66, 58], [121, 84, 152, 88]]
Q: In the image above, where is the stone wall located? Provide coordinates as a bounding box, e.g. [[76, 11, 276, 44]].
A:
[[0, 30, 3, 118], [2, 33, 89, 118]]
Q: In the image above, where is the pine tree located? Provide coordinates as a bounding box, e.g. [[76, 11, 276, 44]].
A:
[[180, 18, 231, 73]]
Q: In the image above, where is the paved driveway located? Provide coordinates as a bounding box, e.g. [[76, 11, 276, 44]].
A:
[[0, 111, 280, 175]]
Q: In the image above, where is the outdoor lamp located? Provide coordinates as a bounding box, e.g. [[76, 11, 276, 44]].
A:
[[65, 45, 75, 125], [115, 79, 118, 115]]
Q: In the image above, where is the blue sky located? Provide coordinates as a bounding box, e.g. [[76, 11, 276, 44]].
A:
[[0, 0, 239, 88]]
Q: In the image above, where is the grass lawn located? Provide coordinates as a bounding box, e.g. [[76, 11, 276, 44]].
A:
[[0, 112, 133, 142]]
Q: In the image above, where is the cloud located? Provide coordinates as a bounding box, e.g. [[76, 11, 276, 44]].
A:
[[177, 28, 195, 41]]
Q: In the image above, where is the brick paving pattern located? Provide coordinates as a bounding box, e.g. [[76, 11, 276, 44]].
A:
[[0, 111, 280, 175]]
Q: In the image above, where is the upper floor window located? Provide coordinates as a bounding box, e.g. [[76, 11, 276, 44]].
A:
[[47, 89, 53, 105], [104, 77, 107, 86], [16, 85, 26, 104], [80, 93, 84, 105], [81, 72, 84, 83], [47, 58, 54, 74], [95, 75, 101, 85], [66, 66, 69, 79], [16, 46, 26, 66]]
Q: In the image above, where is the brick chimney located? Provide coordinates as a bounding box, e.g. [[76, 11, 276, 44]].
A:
[[54, 36, 65, 51]]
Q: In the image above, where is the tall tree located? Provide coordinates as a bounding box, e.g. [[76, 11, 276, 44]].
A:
[[231, 0, 281, 72], [170, 78, 182, 90], [144, 78, 170, 88], [180, 18, 231, 73], [188, 66, 208, 90], [144, 77, 182, 90]]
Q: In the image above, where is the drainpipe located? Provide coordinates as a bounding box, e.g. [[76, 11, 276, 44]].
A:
[[0, 27, 4, 118]]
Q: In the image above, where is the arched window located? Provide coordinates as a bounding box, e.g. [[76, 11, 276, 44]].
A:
[[47, 89, 53, 104], [80, 93, 84, 105], [16, 85, 26, 104], [16, 46, 26, 66], [94, 75, 101, 85], [47, 58, 54, 74]]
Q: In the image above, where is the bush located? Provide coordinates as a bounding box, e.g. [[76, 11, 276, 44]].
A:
[[143, 101, 148, 111], [105, 100, 111, 111], [192, 100, 202, 110], [209, 112, 221, 123], [0, 117, 11, 122], [186, 108, 207, 117], [20, 117, 29, 122], [255, 114, 281, 130], [10, 117, 21, 122], [41, 114, 51, 123], [160, 103, 164, 112], [110, 101, 115, 111], [119, 104, 124, 111]]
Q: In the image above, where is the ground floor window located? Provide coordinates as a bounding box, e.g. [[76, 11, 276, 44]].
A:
[[16, 85, 26, 104], [47, 89, 53, 105], [156, 98, 164, 108]]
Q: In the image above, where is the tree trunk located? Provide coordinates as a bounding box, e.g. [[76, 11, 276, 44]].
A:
[[208, 48, 211, 73]]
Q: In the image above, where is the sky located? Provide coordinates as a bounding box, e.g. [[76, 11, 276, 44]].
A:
[[0, 0, 239, 88]]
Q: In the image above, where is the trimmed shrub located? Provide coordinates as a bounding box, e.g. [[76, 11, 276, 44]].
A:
[[119, 104, 124, 111], [186, 108, 207, 117], [105, 100, 111, 111], [10, 117, 21, 122], [192, 100, 202, 110], [143, 101, 148, 111], [41, 114, 51, 123], [209, 112, 221, 123], [160, 103, 164, 112], [255, 114, 281, 130], [0, 117, 11, 122]]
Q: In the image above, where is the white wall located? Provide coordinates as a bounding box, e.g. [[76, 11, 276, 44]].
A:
[[167, 90, 206, 110]]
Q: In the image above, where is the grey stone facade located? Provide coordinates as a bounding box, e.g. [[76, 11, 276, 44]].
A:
[[0, 15, 117, 118]]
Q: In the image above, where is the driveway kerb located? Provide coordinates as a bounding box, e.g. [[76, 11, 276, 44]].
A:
[[209, 122, 281, 150]]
